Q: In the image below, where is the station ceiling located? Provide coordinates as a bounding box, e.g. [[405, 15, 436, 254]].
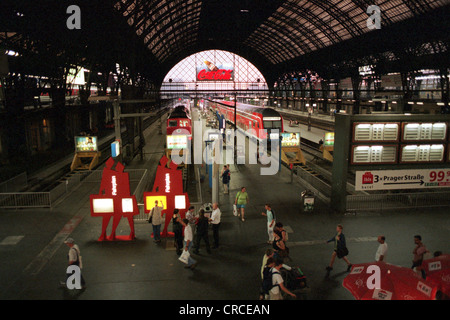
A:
[[1, 0, 449, 86]]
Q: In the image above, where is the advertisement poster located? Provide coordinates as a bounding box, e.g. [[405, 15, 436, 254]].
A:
[[281, 132, 300, 147], [196, 60, 234, 81], [75, 136, 98, 152], [324, 132, 335, 147], [355, 168, 450, 191], [167, 135, 188, 149]]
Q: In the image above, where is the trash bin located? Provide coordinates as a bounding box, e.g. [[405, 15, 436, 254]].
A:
[[301, 190, 315, 212]]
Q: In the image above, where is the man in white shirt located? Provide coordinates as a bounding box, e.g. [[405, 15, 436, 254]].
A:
[[181, 218, 197, 269], [375, 235, 388, 262], [261, 204, 275, 244], [269, 258, 296, 300], [209, 203, 222, 249]]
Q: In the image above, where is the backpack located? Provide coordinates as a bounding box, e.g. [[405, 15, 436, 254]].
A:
[[261, 266, 280, 294], [280, 267, 307, 290]]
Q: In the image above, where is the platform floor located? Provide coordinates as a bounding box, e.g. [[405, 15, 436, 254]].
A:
[[0, 108, 449, 301]]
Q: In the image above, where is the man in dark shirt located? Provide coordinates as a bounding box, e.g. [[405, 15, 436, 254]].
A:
[[193, 210, 211, 254]]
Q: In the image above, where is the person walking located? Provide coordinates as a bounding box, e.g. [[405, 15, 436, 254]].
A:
[[375, 235, 388, 262], [172, 209, 183, 255], [412, 235, 428, 278], [62, 238, 86, 289], [209, 202, 221, 249], [194, 210, 211, 254], [261, 204, 275, 244], [326, 224, 352, 275], [181, 218, 197, 269], [186, 205, 197, 231], [261, 248, 292, 280], [272, 230, 291, 262], [235, 187, 249, 222], [274, 222, 288, 243], [221, 165, 231, 194], [148, 200, 164, 243], [268, 258, 297, 300], [274, 222, 291, 261]]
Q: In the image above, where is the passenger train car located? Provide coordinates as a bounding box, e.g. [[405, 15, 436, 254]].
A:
[[207, 100, 284, 140], [166, 104, 192, 136]]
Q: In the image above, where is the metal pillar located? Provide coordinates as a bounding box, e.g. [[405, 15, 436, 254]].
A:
[[330, 114, 352, 213]]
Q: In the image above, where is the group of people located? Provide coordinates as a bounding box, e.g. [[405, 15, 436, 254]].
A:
[[174, 203, 222, 270], [259, 203, 298, 300]]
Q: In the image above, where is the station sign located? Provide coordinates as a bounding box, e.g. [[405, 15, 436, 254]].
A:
[[111, 140, 120, 157], [355, 168, 450, 191], [167, 135, 188, 149]]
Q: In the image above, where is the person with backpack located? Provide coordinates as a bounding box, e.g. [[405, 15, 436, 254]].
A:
[[262, 257, 296, 300], [261, 204, 275, 244], [62, 238, 86, 289]]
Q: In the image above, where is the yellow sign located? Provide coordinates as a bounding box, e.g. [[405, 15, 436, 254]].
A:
[[145, 195, 167, 212]]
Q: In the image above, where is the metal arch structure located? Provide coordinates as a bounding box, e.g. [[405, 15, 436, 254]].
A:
[[0, 0, 448, 93]]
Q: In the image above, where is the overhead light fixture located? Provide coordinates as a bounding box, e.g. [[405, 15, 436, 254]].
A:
[[240, 9, 250, 13]]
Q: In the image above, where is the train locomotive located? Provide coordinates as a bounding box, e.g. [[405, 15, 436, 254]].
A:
[[207, 99, 284, 141], [166, 103, 192, 136]]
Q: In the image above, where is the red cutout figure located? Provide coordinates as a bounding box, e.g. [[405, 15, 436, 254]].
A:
[[90, 157, 138, 241], [144, 155, 190, 238]]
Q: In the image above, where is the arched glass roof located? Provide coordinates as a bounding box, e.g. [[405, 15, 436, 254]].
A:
[[161, 49, 268, 92]]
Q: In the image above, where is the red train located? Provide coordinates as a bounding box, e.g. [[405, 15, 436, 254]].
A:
[[166, 104, 192, 136], [207, 100, 284, 140]]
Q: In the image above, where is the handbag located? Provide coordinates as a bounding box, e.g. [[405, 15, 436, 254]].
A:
[[233, 204, 238, 216], [148, 208, 153, 224], [178, 250, 190, 264]]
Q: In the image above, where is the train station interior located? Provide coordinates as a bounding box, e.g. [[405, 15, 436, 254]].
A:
[[0, 0, 449, 307]]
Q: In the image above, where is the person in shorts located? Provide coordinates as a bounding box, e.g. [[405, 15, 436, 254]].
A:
[[234, 187, 249, 222]]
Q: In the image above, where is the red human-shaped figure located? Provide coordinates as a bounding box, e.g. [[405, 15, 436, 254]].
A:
[[91, 157, 138, 241], [148, 156, 190, 238], [109, 161, 136, 241]]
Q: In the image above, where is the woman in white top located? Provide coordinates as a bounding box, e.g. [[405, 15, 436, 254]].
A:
[[375, 235, 388, 262], [181, 218, 197, 269]]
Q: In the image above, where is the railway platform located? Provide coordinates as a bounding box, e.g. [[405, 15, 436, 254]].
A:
[[0, 107, 449, 302]]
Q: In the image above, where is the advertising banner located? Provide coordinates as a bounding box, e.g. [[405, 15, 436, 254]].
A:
[[196, 60, 234, 81], [355, 168, 450, 191], [281, 132, 300, 147], [324, 132, 335, 147], [75, 136, 98, 152]]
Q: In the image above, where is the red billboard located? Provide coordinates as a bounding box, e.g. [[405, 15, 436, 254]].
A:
[[196, 60, 234, 81]]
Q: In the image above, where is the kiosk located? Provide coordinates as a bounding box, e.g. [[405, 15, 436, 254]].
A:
[[71, 136, 101, 171]]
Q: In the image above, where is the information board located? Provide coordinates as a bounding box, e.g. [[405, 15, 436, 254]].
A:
[[355, 168, 450, 191], [167, 135, 188, 149]]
